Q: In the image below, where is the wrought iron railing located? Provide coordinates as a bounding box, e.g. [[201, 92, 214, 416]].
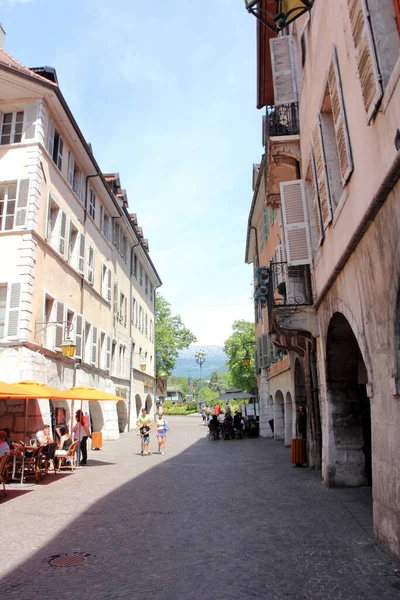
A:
[[266, 103, 299, 137], [268, 262, 314, 309]]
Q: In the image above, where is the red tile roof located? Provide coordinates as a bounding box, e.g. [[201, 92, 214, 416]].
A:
[[0, 49, 57, 86]]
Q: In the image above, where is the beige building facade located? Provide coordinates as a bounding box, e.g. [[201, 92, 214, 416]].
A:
[[245, 1, 400, 561], [0, 33, 161, 442]]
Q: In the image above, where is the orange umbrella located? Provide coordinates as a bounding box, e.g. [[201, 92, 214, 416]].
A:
[[0, 380, 38, 398], [13, 380, 75, 400], [66, 386, 121, 401]]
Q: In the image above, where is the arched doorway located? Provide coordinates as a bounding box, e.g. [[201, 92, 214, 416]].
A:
[[50, 400, 70, 439], [274, 391, 285, 441], [89, 401, 104, 434], [135, 394, 142, 421], [326, 312, 371, 487], [145, 394, 152, 414], [116, 400, 128, 433], [285, 392, 293, 447]]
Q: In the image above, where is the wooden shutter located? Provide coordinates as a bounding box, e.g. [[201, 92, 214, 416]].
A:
[[54, 301, 64, 349], [46, 117, 55, 156], [59, 211, 67, 255], [311, 118, 332, 228], [328, 48, 353, 184], [67, 152, 74, 187], [347, 0, 382, 122], [15, 178, 30, 228], [22, 102, 37, 140], [270, 36, 297, 105], [78, 233, 85, 273], [280, 179, 312, 266], [310, 146, 325, 245], [75, 314, 83, 359], [6, 282, 21, 338], [91, 326, 97, 365], [261, 334, 271, 368], [107, 269, 112, 302], [106, 335, 111, 370]]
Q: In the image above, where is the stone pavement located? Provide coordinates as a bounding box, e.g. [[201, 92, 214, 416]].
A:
[[1, 416, 399, 600]]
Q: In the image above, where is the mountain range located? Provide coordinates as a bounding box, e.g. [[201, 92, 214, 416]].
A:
[[172, 345, 228, 379]]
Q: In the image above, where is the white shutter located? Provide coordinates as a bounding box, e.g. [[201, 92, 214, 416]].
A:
[[100, 205, 104, 234], [46, 117, 55, 156], [101, 264, 106, 297], [6, 282, 21, 338], [270, 35, 297, 106], [59, 211, 67, 256], [280, 179, 312, 266], [106, 335, 111, 370], [67, 152, 75, 187], [14, 178, 30, 228], [310, 146, 325, 245], [54, 301, 65, 349], [124, 297, 127, 326], [328, 47, 353, 185], [261, 334, 270, 369], [91, 326, 97, 365], [107, 269, 112, 302], [347, 0, 382, 123], [75, 314, 83, 359], [78, 233, 85, 274], [311, 117, 332, 228], [22, 102, 37, 141], [57, 136, 64, 171], [113, 282, 119, 318], [87, 245, 94, 285]]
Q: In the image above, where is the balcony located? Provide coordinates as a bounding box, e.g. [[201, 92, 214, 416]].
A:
[[266, 103, 299, 137], [267, 262, 319, 338]]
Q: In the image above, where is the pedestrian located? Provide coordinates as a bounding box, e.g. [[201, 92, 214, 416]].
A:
[[72, 410, 91, 465], [297, 405, 307, 440], [155, 412, 167, 454], [214, 403, 221, 416], [137, 407, 152, 456], [225, 401, 231, 416], [201, 404, 207, 425], [205, 403, 211, 423]]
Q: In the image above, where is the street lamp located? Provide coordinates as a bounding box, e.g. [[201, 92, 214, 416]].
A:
[[244, 0, 314, 33], [242, 340, 257, 367], [35, 320, 76, 358], [195, 350, 206, 408], [133, 352, 146, 372]]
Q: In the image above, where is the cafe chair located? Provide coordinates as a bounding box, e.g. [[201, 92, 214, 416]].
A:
[[57, 440, 79, 472], [0, 454, 9, 496], [39, 442, 58, 478]]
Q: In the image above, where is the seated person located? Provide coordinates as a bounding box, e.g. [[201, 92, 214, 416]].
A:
[[35, 424, 53, 446], [55, 426, 72, 457], [217, 411, 225, 426], [208, 415, 220, 439], [0, 430, 10, 456], [233, 411, 241, 430]]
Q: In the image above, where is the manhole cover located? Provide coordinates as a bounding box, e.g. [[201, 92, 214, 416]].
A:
[[50, 555, 87, 567]]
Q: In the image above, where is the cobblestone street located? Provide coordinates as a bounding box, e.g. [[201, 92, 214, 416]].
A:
[[1, 416, 399, 599]]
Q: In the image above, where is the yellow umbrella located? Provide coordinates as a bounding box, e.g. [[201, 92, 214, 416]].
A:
[[13, 380, 75, 400], [66, 386, 121, 401], [0, 380, 39, 398]]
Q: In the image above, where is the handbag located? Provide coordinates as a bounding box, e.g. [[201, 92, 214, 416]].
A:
[[165, 421, 170, 431]]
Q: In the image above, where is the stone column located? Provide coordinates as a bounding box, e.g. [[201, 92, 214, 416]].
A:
[[259, 371, 273, 438]]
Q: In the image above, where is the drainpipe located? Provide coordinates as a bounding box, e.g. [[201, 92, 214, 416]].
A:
[[70, 361, 81, 435], [128, 241, 140, 431], [153, 283, 162, 416]]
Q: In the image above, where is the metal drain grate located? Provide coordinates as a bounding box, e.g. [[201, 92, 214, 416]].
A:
[[50, 554, 87, 567]]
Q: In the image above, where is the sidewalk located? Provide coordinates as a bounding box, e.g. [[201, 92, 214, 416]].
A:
[[1, 416, 399, 599]]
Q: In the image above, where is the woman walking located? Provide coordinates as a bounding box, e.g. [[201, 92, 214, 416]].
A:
[[155, 412, 167, 455]]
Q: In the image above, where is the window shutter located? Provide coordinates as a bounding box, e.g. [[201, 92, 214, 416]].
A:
[[124, 297, 127, 326], [328, 48, 353, 184], [75, 314, 83, 359], [78, 233, 85, 273], [270, 35, 297, 106], [106, 335, 111, 370], [107, 269, 112, 302], [57, 136, 64, 171], [347, 0, 382, 122], [311, 118, 332, 228], [280, 179, 312, 266], [87, 245, 94, 285], [91, 326, 97, 365], [6, 282, 21, 338], [113, 282, 119, 318], [15, 178, 30, 228], [54, 301, 65, 349], [261, 334, 270, 369], [100, 205, 104, 234], [112, 219, 117, 245], [67, 152, 75, 187], [46, 117, 55, 156], [22, 102, 37, 140], [59, 211, 67, 256], [310, 146, 325, 245]]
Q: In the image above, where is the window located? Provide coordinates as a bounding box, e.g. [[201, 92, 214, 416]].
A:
[[74, 314, 83, 360], [132, 296, 136, 324], [0, 285, 6, 339], [150, 283, 153, 301], [149, 319, 153, 342], [145, 313, 148, 337], [119, 345, 125, 377], [122, 235, 127, 262], [84, 322, 91, 363], [1, 111, 23, 145], [101, 264, 112, 302], [88, 189, 96, 221], [145, 273, 148, 295], [120, 292, 127, 326], [139, 306, 143, 332], [139, 263, 143, 286], [87, 244, 95, 285], [111, 340, 117, 374], [100, 206, 111, 242], [54, 300, 65, 350], [100, 332, 106, 370], [0, 180, 29, 231], [114, 282, 119, 320], [46, 117, 63, 171], [91, 326, 98, 365], [43, 295, 54, 348], [45, 194, 67, 257], [131, 248, 138, 277], [260, 206, 277, 248], [67, 152, 84, 202], [67, 221, 79, 264], [78, 233, 85, 274]]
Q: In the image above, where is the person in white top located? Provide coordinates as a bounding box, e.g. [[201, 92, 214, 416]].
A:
[[0, 430, 10, 456], [155, 413, 167, 455]]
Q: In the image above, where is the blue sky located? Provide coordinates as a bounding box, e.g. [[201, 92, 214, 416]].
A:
[[2, 0, 261, 346]]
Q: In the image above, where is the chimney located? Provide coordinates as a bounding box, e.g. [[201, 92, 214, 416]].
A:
[[0, 24, 6, 50]]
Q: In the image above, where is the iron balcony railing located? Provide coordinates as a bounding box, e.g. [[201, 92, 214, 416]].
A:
[[267, 262, 314, 314], [266, 103, 299, 137]]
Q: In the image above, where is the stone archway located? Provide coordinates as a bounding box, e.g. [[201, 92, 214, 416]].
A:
[[116, 400, 128, 433], [326, 312, 371, 487], [284, 392, 293, 447], [145, 394, 152, 414], [89, 401, 104, 434], [135, 394, 142, 421], [274, 390, 285, 441]]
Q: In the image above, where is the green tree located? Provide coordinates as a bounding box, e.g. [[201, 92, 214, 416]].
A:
[[223, 320, 257, 392], [155, 294, 197, 376], [209, 372, 228, 394]]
